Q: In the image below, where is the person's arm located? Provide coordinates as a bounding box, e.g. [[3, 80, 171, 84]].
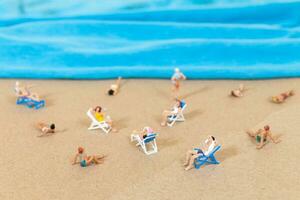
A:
[[268, 133, 281, 144], [181, 73, 186, 80], [72, 154, 79, 165]]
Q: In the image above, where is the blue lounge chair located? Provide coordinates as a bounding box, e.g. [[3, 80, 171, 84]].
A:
[[131, 133, 158, 155], [194, 145, 221, 169], [16, 96, 45, 110]]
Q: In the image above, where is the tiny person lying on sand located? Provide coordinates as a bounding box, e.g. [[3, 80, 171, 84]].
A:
[[230, 84, 245, 97], [271, 90, 294, 103], [72, 147, 105, 167], [107, 77, 122, 96], [184, 136, 217, 171], [131, 126, 155, 141], [93, 106, 118, 132], [246, 125, 280, 149], [36, 122, 55, 137], [161, 98, 184, 126], [15, 81, 40, 101]]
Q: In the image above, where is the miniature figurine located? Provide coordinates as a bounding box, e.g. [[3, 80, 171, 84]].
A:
[[72, 147, 105, 167], [107, 77, 122, 96], [92, 106, 117, 132], [171, 68, 186, 94], [230, 84, 245, 97], [15, 81, 40, 101], [161, 98, 185, 126], [271, 90, 294, 103], [246, 125, 281, 149], [36, 122, 55, 137], [130, 127, 158, 155], [184, 136, 217, 171], [131, 126, 154, 140]]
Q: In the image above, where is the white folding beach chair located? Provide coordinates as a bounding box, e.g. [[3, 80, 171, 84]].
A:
[[86, 108, 111, 134], [131, 133, 158, 155], [167, 101, 187, 127]]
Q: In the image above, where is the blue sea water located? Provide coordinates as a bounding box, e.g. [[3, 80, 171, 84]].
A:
[[0, 0, 299, 79]]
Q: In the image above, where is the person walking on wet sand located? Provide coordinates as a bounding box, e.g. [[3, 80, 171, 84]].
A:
[[171, 68, 186, 95], [246, 125, 280, 149]]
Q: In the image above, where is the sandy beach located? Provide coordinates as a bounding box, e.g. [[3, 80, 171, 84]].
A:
[[0, 78, 300, 200]]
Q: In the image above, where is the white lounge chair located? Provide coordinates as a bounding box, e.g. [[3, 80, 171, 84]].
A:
[[167, 100, 187, 127], [131, 133, 158, 155], [86, 108, 112, 134]]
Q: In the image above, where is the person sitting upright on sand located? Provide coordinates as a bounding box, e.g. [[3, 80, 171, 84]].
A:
[[246, 125, 281, 149], [184, 136, 217, 171], [107, 77, 122, 96], [72, 147, 105, 167], [271, 90, 294, 104]]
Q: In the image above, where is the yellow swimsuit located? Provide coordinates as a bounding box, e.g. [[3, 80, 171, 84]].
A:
[[95, 112, 105, 122]]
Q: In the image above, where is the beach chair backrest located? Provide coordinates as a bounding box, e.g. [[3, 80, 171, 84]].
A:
[[143, 134, 156, 144], [180, 100, 186, 109], [208, 145, 221, 156], [87, 109, 98, 123]]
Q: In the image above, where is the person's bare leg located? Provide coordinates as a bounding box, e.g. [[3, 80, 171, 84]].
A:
[[36, 122, 46, 130], [239, 84, 244, 92], [161, 111, 172, 126], [86, 156, 94, 165], [184, 150, 195, 166], [94, 155, 105, 164], [107, 120, 117, 132], [185, 154, 198, 170], [246, 130, 256, 138], [116, 77, 122, 88]]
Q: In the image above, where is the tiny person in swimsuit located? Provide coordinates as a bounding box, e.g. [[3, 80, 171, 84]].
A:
[[184, 136, 217, 171], [231, 84, 245, 97], [271, 90, 294, 103], [131, 126, 154, 141], [107, 77, 122, 96], [72, 147, 105, 167], [36, 122, 55, 137], [15, 81, 40, 101], [93, 106, 117, 132], [246, 125, 281, 149], [171, 68, 186, 94], [161, 98, 184, 126]]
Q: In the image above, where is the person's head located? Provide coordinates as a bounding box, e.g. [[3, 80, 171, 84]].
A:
[[264, 125, 270, 131], [175, 68, 180, 73], [15, 81, 20, 87], [78, 147, 84, 154], [108, 89, 115, 96], [50, 123, 55, 130], [205, 135, 216, 144], [175, 98, 181, 107], [94, 106, 102, 113]]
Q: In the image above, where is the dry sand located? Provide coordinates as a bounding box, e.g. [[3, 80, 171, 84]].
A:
[[0, 79, 300, 200]]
